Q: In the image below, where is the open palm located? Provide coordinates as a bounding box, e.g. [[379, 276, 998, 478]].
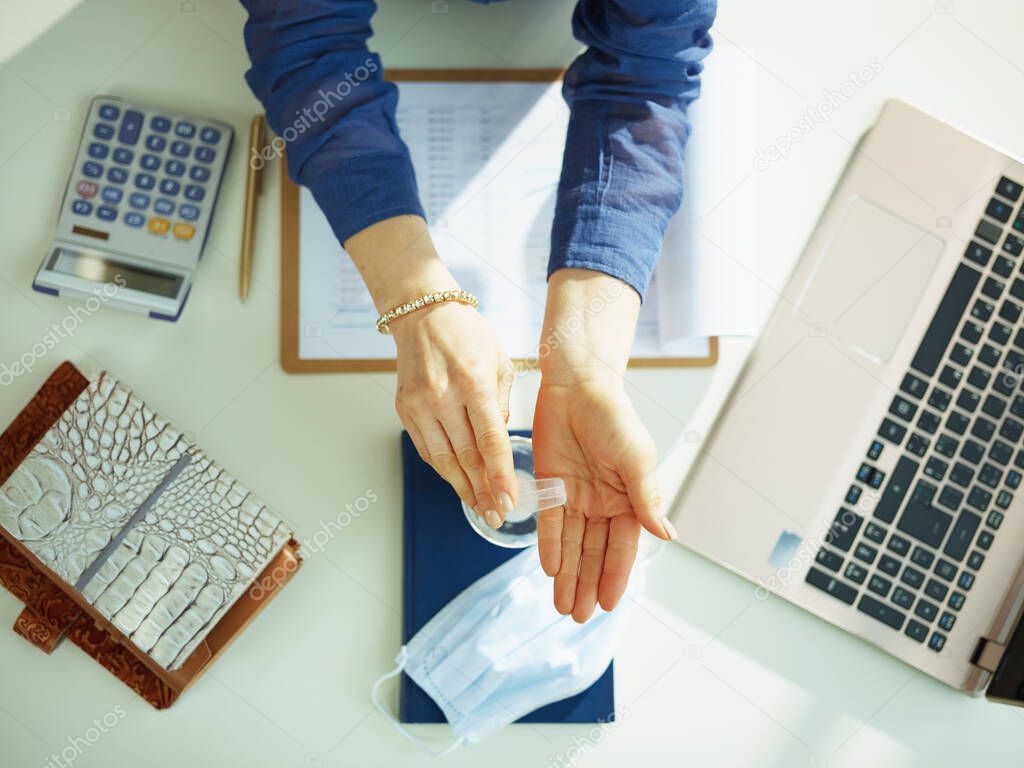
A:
[[532, 379, 673, 622]]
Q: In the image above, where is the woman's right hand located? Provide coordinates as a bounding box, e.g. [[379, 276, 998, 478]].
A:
[[344, 215, 517, 528]]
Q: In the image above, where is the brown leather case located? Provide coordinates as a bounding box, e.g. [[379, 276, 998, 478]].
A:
[[0, 362, 302, 709]]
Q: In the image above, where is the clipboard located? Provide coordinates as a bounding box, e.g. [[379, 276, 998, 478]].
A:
[[280, 68, 719, 373]]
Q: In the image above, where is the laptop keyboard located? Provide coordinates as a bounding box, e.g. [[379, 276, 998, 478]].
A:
[[805, 175, 1024, 653]]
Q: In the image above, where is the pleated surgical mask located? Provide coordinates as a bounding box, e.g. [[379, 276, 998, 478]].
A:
[[371, 545, 647, 752]]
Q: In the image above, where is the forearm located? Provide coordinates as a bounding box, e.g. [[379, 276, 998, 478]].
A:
[[344, 216, 458, 314], [540, 269, 639, 385]]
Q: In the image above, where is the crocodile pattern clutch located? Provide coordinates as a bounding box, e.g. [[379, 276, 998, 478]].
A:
[[0, 370, 293, 671]]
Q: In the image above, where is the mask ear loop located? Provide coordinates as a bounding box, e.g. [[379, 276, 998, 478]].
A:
[[370, 647, 465, 757]]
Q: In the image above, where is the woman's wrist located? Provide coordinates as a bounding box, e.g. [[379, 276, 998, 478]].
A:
[[343, 215, 460, 313], [540, 268, 640, 387]]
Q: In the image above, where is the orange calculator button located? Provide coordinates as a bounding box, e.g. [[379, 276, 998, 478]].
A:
[[172, 222, 195, 241], [148, 216, 170, 235]]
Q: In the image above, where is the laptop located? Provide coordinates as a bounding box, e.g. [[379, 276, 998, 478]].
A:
[[672, 99, 1024, 704]]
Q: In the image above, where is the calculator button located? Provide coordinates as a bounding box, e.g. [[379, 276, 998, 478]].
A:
[[184, 185, 205, 202], [159, 179, 180, 196], [107, 167, 128, 184], [141, 154, 161, 171], [150, 116, 171, 133], [101, 187, 123, 204], [170, 141, 190, 157], [154, 198, 175, 215], [175, 121, 196, 138], [71, 200, 92, 215], [179, 204, 200, 221], [173, 222, 195, 240], [199, 126, 221, 144], [88, 142, 109, 159], [97, 205, 117, 222], [189, 165, 210, 182], [98, 104, 120, 121], [124, 211, 145, 228], [135, 173, 155, 190], [145, 135, 167, 152], [93, 123, 115, 140], [118, 109, 144, 146], [75, 180, 98, 198], [148, 216, 170, 235], [82, 161, 103, 178], [194, 146, 216, 163], [129, 192, 150, 209], [165, 160, 186, 177], [112, 147, 133, 165]]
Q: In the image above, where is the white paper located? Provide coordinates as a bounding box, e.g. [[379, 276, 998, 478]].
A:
[[296, 68, 766, 361]]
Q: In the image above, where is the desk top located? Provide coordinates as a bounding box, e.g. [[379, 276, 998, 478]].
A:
[[2, 1, 1024, 766]]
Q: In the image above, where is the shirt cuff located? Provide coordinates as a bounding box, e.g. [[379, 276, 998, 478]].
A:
[[305, 152, 426, 246], [549, 204, 663, 301]]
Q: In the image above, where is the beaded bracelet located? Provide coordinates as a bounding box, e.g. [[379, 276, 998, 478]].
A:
[[375, 289, 479, 334]]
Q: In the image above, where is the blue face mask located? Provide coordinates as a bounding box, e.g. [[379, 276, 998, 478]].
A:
[[371, 546, 647, 752]]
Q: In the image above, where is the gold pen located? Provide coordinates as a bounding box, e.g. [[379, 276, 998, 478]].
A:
[[240, 114, 266, 301]]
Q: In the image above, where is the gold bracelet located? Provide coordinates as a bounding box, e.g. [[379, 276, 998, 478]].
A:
[[375, 289, 479, 334]]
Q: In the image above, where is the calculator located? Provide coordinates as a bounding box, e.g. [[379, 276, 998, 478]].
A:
[[33, 96, 233, 321]]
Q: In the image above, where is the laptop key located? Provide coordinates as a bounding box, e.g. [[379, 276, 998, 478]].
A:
[[927, 388, 951, 412], [983, 277, 1005, 300], [888, 534, 911, 556], [963, 391, 985, 421], [911, 546, 935, 568], [864, 522, 887, 544], [994, 255, 1016, 278], [967, 487, 991, 512], [845, 562, 867, 584], [961, 320, 984, 344], [976, 219, 1002, 245], [997, 176, 1023, 201], [912, 479, 936, 506], [978, 530, 994, 550], [889, 395, 917, 421], [991, 440, 1013, 465], [925, 578, 948, 602], [900, 373, 929, 399], [858, 594, 905, 630], [901, 566, 925, 589], [918, 410, 941, 435], [982, 394, 1007, 419], [958, 572, 975, 591], [892, 587, 915, 609], [944, 510, 981, 561], [868, 574, 892, 597], [1000, 417, 1023, 442], [948, 591, 966, 610], [950, 462, 974, 487], [824, 509, 863, 552], [967, 551, 985, 570], [929, 632, 947, 652], [996, 490, 1013, 509], [924, 457, 948, 481], [878, 418, 907, 445], [912, 263, 981, 376], [986, 198, 1013, 223], [972, 300, 994, 323], [874, 456, 917, 522], [939, 366, 963, 389], [938, 612, 956, 631], [935, 434, 958, 458], [934, 559, 957, 581], [1000, 299, 1022, 324], [979, 463, 1002, 488], [967, 366, 991, 391], [815, 548, 843, 572], [805, 567, 857, 605], [988, 510, 1004, 529], [1012, 278, 1024, 301], [897, 499, 952, 548], [854, 542, 878, 565], [938, 485, 963, 510], [907, 433, 929, 457], [970, 416, 996, 442], [962, 440, 985, 464], [945, 411, 969, 436], [979, 344, 1002, 368], [915, 599, 938, 621], [879, 554, 901, 577], [1006, 233, 1024, 255], [905, 619, 929, 642]]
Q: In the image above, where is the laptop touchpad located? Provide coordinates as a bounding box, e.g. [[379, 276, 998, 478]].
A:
[[796, 195, 945, 362]]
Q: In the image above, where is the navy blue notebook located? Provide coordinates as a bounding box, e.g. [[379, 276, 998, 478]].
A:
[[400, 430, 615, 724]]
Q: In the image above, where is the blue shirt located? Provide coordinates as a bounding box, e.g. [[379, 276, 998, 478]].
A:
[[241, 0, 715, 299]]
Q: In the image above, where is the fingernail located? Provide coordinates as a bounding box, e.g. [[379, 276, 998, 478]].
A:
[[661, 516, 678, 540], [484, 509, 503, 529], [497, 492, 514, 518]]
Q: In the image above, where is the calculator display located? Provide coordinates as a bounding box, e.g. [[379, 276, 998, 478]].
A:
[[47, 247, 183, 299]]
